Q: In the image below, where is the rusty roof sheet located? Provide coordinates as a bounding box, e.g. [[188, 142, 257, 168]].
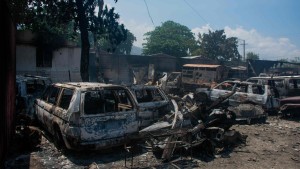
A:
[[183, 64, 221, 68]]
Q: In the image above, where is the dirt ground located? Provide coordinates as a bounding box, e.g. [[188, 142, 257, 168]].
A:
[[4, 116, 300, 169]]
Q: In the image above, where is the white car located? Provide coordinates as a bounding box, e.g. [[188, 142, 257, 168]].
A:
[[35, 82, 140, 150], [197, 81, 280, 113]]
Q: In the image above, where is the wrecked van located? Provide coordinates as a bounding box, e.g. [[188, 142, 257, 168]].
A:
[[16, 74, 51, 120], [35, 82, 140, 150], [129, 85, 172, 128], [197, 81, 280, 113], [246, 75, 300, 98]]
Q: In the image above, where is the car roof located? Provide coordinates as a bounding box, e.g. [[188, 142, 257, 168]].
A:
[[53, 82, 124, 90], [220, 80, 257, 85], [16, 74, 51, 82], [247, 75, 300, 80]]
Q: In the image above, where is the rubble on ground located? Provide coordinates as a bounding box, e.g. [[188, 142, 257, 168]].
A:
[[8, 79, 300, 168]]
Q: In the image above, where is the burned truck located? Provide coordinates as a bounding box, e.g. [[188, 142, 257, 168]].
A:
[[163, 64, 229, 94]]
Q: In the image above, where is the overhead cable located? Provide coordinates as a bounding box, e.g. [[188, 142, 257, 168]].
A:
[[144, 0, 155, 27]]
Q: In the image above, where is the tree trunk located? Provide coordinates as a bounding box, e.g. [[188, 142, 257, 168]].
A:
[[76, 0, 90, 82]]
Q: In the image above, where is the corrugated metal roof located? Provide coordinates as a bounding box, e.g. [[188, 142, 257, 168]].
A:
[[183, 64, 221, 68], [150, 53, 176, 59], [181, 56, 202, 59], [230, 66, 247, 70]]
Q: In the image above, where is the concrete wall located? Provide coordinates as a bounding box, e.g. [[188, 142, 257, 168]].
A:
[[16, 45, 81, 82], [16, 45, 36, 71], [52, 47, 81, 82], [98, 53, 177, 85]]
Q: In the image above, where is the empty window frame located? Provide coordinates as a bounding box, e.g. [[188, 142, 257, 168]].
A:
[[58, 88, 74, 110]]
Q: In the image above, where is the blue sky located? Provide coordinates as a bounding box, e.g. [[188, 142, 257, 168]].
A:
[[106, 0, 300, 60]]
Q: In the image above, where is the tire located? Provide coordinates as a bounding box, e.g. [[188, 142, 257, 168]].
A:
[[53, 126, 66, 150]]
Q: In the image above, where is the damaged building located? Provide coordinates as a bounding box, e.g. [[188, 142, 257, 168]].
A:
[[97, 53, 177, 84], [16, 30, 178, 84], [16, 30, 82, 82], [247, 59, 300, 77]]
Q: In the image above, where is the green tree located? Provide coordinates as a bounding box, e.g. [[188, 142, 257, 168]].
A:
[[290, 57, 300, 63], [196, 30, 241, 61], [9, 0, 127, 81], [246, 52, 260, 60], [142, 20, 197, 58], [98, 30, 136, 55]]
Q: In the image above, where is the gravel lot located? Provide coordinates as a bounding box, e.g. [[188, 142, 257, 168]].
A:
[[5, 116, 300, 169]]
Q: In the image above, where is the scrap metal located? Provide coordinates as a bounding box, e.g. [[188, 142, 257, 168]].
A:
[[139, 90, 242, 161]]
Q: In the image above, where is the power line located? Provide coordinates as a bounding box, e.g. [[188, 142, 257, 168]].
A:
[[182, 0, 214, 30], [143, 0, 155, 27]]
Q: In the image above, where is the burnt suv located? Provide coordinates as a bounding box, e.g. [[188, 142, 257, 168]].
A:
[[35, 82, 140, 150], [196, 81, 280, 122]]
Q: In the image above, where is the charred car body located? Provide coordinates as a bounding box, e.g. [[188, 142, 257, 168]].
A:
[[129, 85, 173, 128], [246, 75, 300, 98], [162, 72, 183, 94], [16, 75, 52, 120], [196, 81, 280, 122], [139, 92, 240, 161], [35, 82, 141, 150], [279, 96, 300, 117]]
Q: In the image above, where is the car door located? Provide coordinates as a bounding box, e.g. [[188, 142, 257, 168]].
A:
[[133, 87, 170, 127], [229, 83, 249, 106], [79, 88, 138, 146], [35, 85, 61, 134], [53, 88, 75, 121]]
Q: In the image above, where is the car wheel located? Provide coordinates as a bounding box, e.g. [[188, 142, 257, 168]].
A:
[[53, 127, 66, 150]]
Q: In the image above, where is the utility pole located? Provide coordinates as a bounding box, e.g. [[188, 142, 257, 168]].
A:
[[242, 40, 246, 61], [240, 40, 246, 61]]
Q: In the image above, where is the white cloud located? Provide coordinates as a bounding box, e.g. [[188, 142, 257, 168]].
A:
[[192, 24, 213, 35], [192, 25, 300, 61], [121, 19, 154, 47]]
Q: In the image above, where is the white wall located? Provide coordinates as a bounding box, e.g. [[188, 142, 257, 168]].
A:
[[51, 48, 81, 82], [16, 44, 82, 82]]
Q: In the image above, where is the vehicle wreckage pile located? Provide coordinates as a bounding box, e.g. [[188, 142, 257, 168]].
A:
[[7, 74, 300, 168], [138, 91, 247, 162], [11, 88, 248, 165]]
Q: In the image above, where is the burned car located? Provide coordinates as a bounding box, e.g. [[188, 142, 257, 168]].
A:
[[129, 85, 173, 128], [246, 75, 300, 98], [196, 81, 280, 121], [279, 96, 300, 117], [35, 82, 140, 150], [197, 81, 279, 110], [16, 74, 52, 120], [162, 72, 182, 94]]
